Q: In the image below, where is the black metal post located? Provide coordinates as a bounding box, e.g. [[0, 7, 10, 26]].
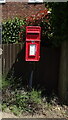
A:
[[28, 62, 35, 90]]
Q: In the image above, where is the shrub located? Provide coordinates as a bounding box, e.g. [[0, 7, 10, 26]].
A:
[[2, 17, 26, 44]]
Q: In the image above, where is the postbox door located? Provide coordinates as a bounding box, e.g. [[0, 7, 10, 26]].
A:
[[25, 41, 40, 61]]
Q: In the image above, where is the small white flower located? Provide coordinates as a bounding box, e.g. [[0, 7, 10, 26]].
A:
[[47, 11, 51, 14]]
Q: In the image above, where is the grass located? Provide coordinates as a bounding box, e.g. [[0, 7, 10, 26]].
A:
[[2, 76, 68, 117], [2, 84, 42, 116]]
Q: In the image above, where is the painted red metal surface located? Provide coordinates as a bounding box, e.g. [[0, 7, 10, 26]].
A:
[[25, 26, 41, 61]]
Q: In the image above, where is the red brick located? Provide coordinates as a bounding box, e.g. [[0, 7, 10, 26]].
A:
[[2, 2, 45, 21]]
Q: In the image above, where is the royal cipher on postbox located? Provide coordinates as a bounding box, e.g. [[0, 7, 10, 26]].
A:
[[25, 26, 41, 61]]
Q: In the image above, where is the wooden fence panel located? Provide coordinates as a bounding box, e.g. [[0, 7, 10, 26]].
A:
[[2, 43, 24, 75], [2, 44, 60, 93]]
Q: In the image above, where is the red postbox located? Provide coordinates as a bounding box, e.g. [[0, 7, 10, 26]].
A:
[[25, 26, 41, 61]]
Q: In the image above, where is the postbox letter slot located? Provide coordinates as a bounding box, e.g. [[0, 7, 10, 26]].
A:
[[26, 33, 39, 40]]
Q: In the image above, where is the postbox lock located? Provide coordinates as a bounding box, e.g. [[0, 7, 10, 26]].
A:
[[32, 41, 35, 43]]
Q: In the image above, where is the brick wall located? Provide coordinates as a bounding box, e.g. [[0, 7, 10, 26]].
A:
[[2, 2, 45, 21]]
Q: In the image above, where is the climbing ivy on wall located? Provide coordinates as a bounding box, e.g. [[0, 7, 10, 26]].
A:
[[2, 17, 26, 44], [2, 2, 68, 47], [2, 9, 51, 45]]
